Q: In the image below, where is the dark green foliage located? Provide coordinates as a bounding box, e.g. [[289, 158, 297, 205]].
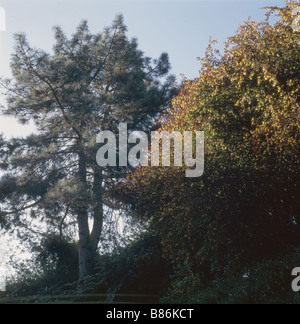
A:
[[162, 249, 300, 304], [93, 234, 170, 298], [5, 236, 78, 298], [36, 236, 79, 282], [3, 234, 169, 304]]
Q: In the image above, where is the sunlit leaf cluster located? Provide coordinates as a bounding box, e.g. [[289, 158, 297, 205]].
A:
[[119, 1, 300, 281]]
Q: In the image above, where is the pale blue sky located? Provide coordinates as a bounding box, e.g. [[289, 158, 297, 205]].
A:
[[0, 0, 286, 137]]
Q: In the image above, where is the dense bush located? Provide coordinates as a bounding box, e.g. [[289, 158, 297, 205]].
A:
[[118, 1, 300, 288], [3, 234, 169, 303], [5, 236, 78, 298], [162, 249, 300, 304]]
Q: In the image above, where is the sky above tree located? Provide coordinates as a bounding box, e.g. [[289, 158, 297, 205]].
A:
[[0, 0, 286, 138]]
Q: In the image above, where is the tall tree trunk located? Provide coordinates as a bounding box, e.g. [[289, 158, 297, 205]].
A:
[[77, 149, 93, 279], [78, 230, 94, 279], [77, 149, 103, 280], [90, 169, 103, 252]]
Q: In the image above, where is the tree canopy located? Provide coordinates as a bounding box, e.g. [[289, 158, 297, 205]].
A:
[[0, 14, 175, 279], [117, 1, 300, 285]]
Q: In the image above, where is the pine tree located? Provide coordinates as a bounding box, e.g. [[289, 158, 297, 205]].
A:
[[0, 15, 175, 279]]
